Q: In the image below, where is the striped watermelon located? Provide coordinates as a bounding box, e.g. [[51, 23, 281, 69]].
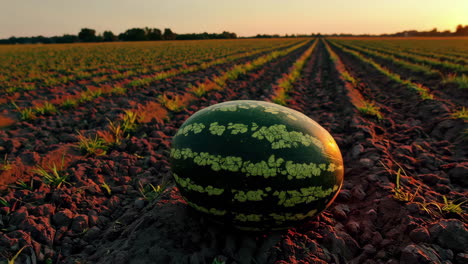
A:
[[170, 100, 344, 231]]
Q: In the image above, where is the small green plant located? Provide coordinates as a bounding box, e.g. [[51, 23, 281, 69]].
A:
[[12, 102, 36, 121], [441, 196, 466, 214], [76, 132, 108, 156], [61, 98, 78, 109], [443, 73, 468, 89], [341, 71, 358, 86], [35, 102, 57, 115], [10, 180, 34, 191], [6, 245, 29, 264], [357, 101, 383, 120], [380, 160, 419, 202], [0, 154, 12, 171], [101, 181, 112, 196], [33, 158, 69, 188], [98, 120, 125, 146], [111, 85, 126, 95], [212, 257, 226, 264], [121, 110, 140, 133], [451, 107, 468, 120], [271, 88, 288, 106], [188, 83, 208, 97], [158, 93, 185, 112], [0, 197, 10, 207], [138, 181, 166, 201]]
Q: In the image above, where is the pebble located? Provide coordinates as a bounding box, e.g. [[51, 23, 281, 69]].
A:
[[409, 227, 430, 243], [52, 209, 74, 228], [400, 244, 441, 264], [429, 219, 468, 251], [345, 221, 360, 235], [134, 198, 146, 209], [455, 253, 468, 264], [359, 158, 374, 168], [351, 144, 364, 159], [71, 214, 89, 233], [448, 163, 468, 187], [336, 189, 352, 202], [351, 185, 366, 200]]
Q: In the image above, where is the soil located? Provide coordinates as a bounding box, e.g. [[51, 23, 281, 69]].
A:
[[0, 39, 467, 264]]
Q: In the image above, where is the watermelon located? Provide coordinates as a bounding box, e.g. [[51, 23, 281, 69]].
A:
[[170, 100, 344, 231]]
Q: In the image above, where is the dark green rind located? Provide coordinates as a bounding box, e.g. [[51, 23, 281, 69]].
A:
[[170, 100, 344, 230]]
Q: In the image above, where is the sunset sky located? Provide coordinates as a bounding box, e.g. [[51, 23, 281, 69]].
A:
[[1, 0, 467, 38]]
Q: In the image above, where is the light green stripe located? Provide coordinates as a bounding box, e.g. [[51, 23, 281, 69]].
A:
[[233, 209, 319, 223], [173, 173, 224, 196], [185, 200, 227, 216], [175, 122, 324, 150], [171, 148, 342, 179], [269, 209, 318, 222], [209, 101, 308, 122], [231, 185, 339, 207]]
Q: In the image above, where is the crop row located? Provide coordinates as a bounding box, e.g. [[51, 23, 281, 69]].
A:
[[0, 39, 301, 94], [333, 39, 468, 78], [329, 40, 435, 100], [270, 39, 319, 105], [6, 40, 309, 120], [329, 40, 468, 120]]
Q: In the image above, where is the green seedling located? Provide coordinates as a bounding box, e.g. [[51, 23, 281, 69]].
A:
[[189, 83, 208, 97], [441, 196, 466, 214], [98, 119, 125, 146], [357, 101, 383, 120], [341, 71, 358, 86], [10, 180, 34, 191], [212, 258, 226, 264], [122, 110, 140, 133], [6, 245, 28, 264], [101, 181, 112, 196], [451, 107, 468, 120], [33, 160, 69, 189], [0, 197, 10, 207], [11, 102, 36, 121], [380, 160, 419, 202], [77, 132, 108, 156], [0, 154, 12, 171], [138, 181, 167, 201], [111, 85, 126, 95], [35, 102, 57, 115], [61, 98, 78, 109], [158, 93, 185, 112]]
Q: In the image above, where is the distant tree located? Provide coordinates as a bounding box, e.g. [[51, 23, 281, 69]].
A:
[[55, 34, 79, 43], [163, 28, 176, 40], [147, 28, 162, 40], [455, 24, 468, 36], [119, 28, 147, 41], [78, 28, 97, 42], [103, 31, 117, 41], [221, 31, 237, 39]]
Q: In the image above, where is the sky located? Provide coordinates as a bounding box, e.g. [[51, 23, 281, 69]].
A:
[[0, 0, 467, 38]]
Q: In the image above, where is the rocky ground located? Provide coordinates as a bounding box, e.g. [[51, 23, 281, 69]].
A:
[[0, 39, 467, 264]]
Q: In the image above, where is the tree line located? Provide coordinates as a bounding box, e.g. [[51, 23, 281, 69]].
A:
[[0, 27, 237, 44], [327, 25, 468, 38]]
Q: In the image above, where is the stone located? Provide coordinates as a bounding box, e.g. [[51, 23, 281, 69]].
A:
[[400, 244, 441, 264], [409, 227, 430, 243], [71, 214, 89, 233], [351, 144, 364, 159], [448, 164, 468, 187], [429, 219, 468, 251], [359, 158, 374, 168], [52, 209, 74, 228]]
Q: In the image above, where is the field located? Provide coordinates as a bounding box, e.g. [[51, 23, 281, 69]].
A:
[[0, 37, 467, 263]]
